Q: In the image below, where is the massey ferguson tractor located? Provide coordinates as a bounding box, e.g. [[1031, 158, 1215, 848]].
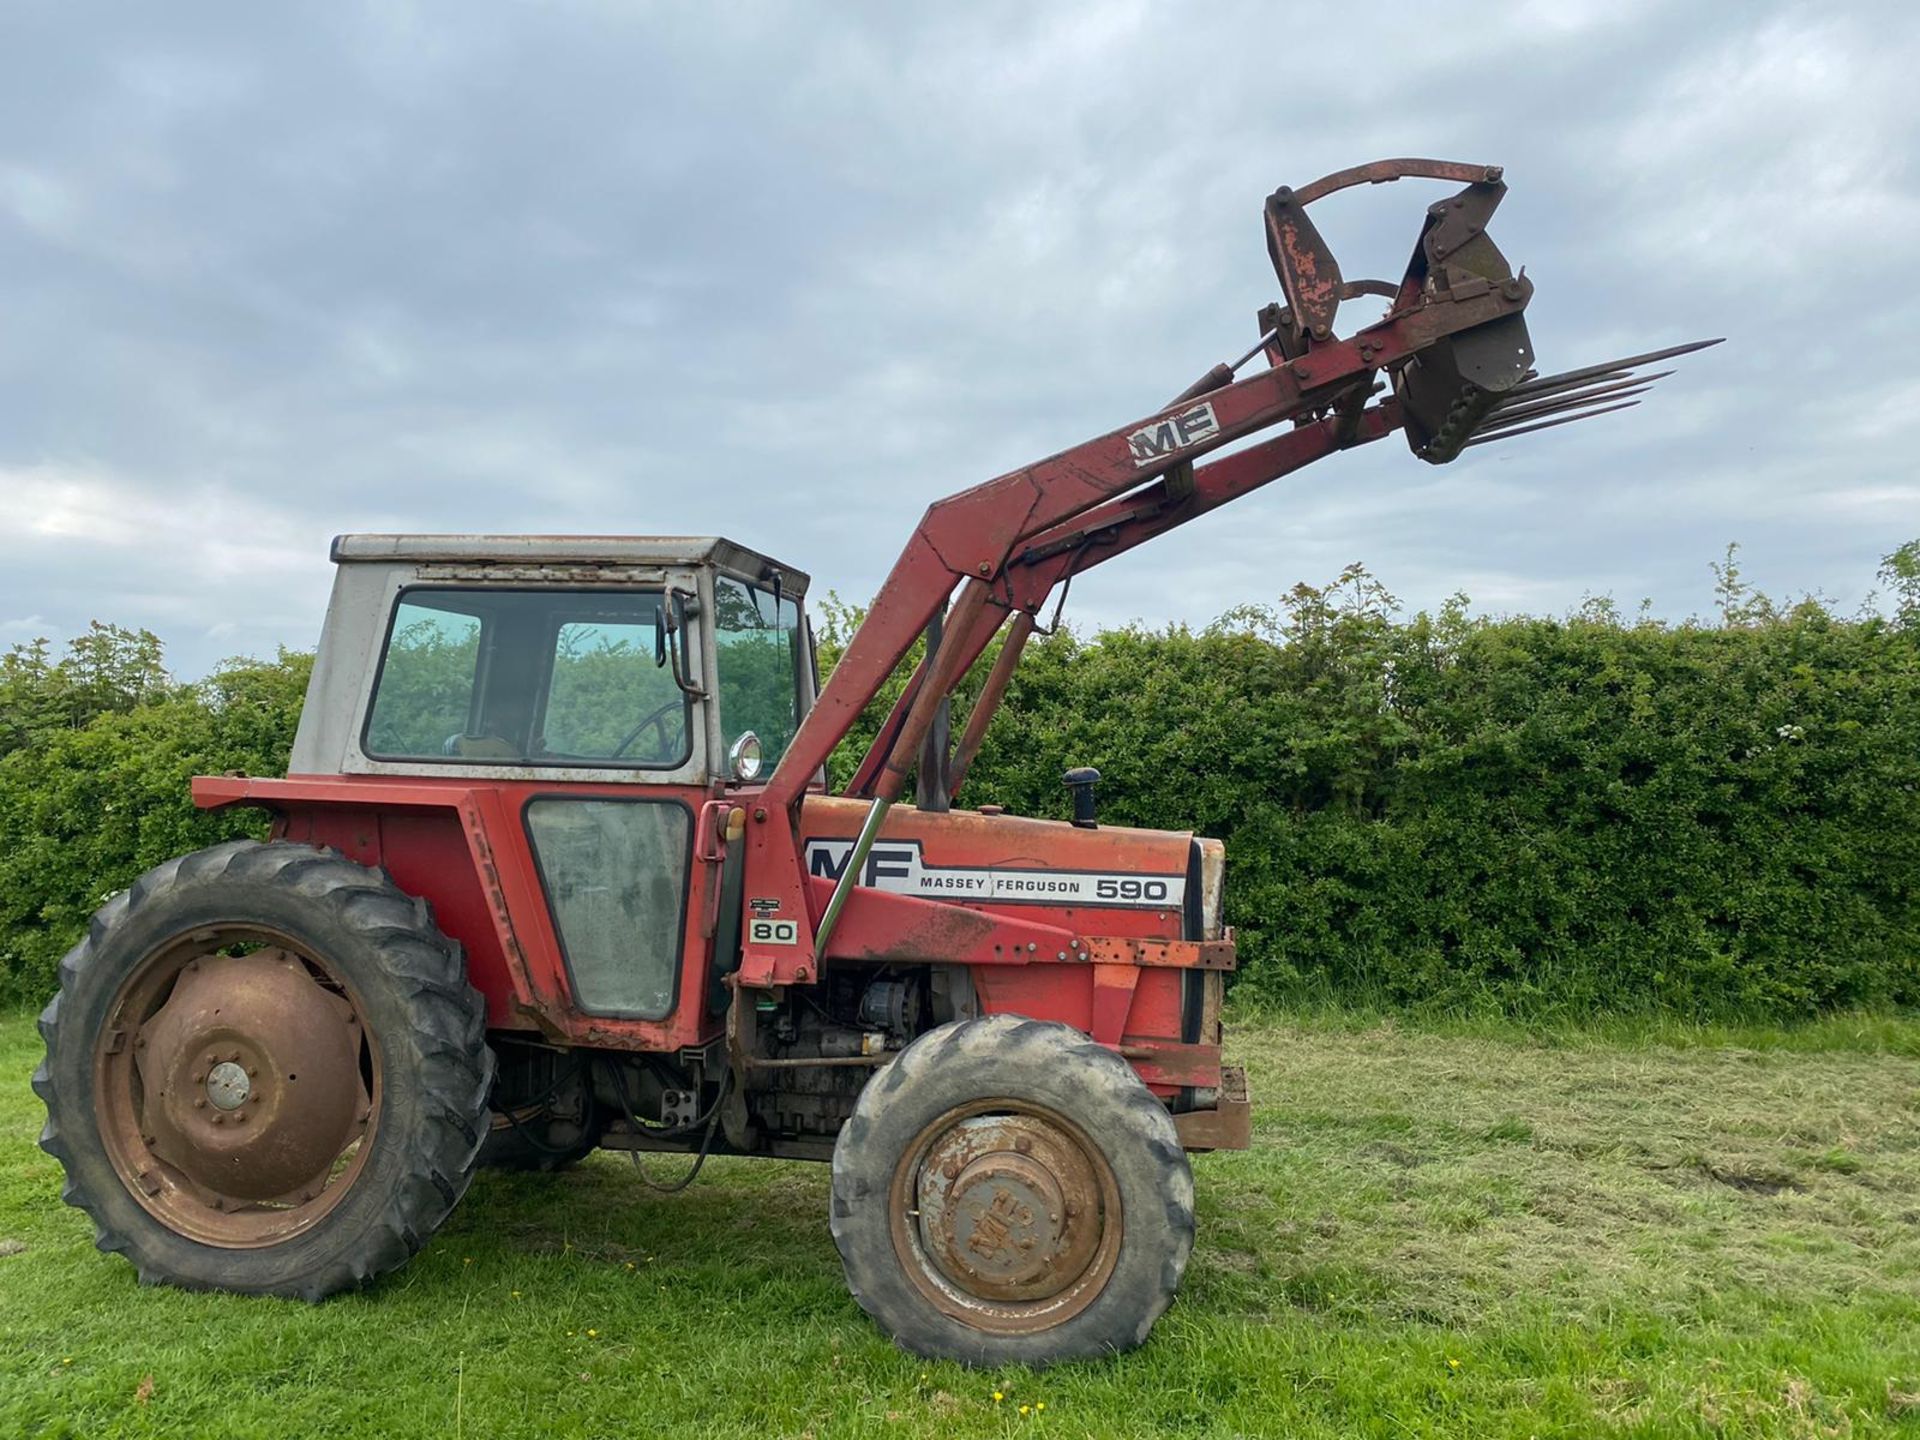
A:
[[34, 160, 1714, 1366]]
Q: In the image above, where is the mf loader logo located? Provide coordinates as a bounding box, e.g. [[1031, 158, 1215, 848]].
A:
[[1127, 401, 1220, 468], [803, 838, 1185, 910]]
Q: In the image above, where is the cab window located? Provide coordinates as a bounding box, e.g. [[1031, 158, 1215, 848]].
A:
[[713, 575, 803, 769], [364, 588, 691, 768]]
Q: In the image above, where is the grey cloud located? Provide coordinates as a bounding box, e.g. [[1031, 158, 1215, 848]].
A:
[[0, 0, 1915, 676]]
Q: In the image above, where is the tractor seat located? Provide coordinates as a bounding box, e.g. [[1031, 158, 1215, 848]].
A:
[[442, 733, 520, 760]]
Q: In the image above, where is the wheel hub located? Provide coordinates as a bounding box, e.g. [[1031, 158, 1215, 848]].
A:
[[134, 950, 364, 1203], [914, 1113, 1106, 1304], [204, 1061, 251, 1111]]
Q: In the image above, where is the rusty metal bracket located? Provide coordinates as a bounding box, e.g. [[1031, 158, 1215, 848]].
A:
[[1264, 186, 1343, 347], [1172, 1065, 1251, 1152], [1081, 937, 1236, 970]]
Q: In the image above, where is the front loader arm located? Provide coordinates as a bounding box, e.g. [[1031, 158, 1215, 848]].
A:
[[738, 158, 1719, 980], [765, 276, 1530, 815], [848, 401, 1405, 798]]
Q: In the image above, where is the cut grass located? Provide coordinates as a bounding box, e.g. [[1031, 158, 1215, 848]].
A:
[[2, 1008, 1919, 1437]]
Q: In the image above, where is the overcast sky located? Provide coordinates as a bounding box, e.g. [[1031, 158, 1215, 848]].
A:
[[1, 1, 1915, 677]]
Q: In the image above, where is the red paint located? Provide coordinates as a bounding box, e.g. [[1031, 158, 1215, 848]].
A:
[[194, 771, 1225, 1088]]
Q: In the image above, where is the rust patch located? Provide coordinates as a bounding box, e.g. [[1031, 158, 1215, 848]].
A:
[[93, 929, 381, 1248], [889, 1101, 1123, 1334], [1172, 1065, 1251, 1152]]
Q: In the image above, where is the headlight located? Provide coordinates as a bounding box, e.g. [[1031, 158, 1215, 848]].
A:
[[727, 731, 762, 781]]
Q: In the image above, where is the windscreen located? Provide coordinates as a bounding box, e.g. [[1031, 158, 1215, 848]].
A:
[[713, 575, 803, 769]]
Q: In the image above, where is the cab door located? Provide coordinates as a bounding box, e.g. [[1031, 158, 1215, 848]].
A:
[[523, 795, 695, 1022], [353, 572, 721, 1046]]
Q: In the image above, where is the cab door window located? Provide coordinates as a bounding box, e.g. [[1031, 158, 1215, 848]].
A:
[[363, 598, 485, 758], [525, 797, 691, 1019], [543, 614, 687, 765], [363, 587, 691, 768]]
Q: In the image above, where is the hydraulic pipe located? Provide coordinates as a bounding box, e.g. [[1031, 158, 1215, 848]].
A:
[[811, 579, 991, 958], [948, 610, 1034, 797], [915, 608, 952, 812], [844, 660, 926, 798], [809, 792, 894, 963], [847, 599, 1006, 798], [875, 580, 990, 803]]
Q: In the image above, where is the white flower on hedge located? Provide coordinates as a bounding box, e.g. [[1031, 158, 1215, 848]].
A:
[[1776, 723, 1806, 742]]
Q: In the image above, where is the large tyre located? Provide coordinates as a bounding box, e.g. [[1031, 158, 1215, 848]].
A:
[[830, 1014, 1194, 1367], [33, 839, 494, 1301]]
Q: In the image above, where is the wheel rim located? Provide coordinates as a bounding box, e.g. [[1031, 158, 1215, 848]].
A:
[[91, 924, 380, 1248], [887, 1099, 1124, 1335]]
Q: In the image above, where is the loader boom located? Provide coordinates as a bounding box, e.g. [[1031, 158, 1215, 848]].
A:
[[738, 159, 1719, 978]]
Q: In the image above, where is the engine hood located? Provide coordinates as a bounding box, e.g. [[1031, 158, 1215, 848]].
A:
[[797, 796, 1207, 939]]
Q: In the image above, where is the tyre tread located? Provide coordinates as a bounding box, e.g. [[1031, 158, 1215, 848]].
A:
[[36, 839, 494, 1301], [829, 1013, 1195, 1367]]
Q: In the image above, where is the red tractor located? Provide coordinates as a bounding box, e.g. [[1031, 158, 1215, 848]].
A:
[[34, 161, 1714, 1365]]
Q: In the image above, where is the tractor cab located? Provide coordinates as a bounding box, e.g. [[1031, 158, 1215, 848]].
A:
[[290, 534, 815, 788], [269, 534, 819, 1035]]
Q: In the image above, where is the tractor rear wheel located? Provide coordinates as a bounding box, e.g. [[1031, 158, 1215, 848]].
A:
[[830, 1014, 1195, 1367], [34, 839, 493, 1300]]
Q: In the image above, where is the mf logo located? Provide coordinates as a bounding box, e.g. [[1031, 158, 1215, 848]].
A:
[[807, 841, 915, 887], [1127, 401, 1220, 468]]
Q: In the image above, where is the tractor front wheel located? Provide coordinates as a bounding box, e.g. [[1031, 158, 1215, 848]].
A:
[[830, 1015, 1195, 1367], [34, 840, 493, 1300]]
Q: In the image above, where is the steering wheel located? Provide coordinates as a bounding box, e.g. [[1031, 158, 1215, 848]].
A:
[[610, 699, 684, 760]]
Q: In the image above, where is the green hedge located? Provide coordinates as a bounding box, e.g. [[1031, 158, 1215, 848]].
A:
[[0, 629, 307, 1004], [828, 548, 1920, 1018], [3, 548, 1915, 1018]]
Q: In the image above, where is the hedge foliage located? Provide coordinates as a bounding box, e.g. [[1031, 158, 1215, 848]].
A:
[[822, 544, 1920, 1018], [2, 546, 1915, 1017], [0, 626, 307, 1003]]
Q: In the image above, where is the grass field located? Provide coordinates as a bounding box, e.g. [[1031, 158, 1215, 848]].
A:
[[2, 1009, 1919, 1438]]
